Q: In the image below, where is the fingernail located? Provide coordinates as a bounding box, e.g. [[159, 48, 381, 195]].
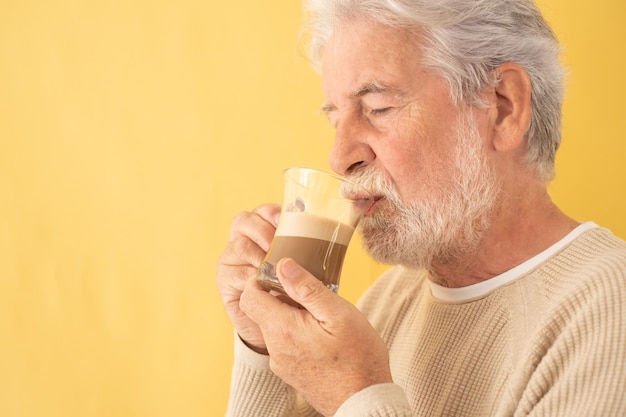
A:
[[279, 258, 301, 279]]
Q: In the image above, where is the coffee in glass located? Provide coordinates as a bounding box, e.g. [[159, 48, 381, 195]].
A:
[[257, 167, 372, 295]]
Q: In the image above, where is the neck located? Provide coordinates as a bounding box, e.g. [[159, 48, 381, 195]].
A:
[[428, 183, 579, 288]]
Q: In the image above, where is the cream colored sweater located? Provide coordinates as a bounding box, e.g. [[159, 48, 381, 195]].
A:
[[226, 225, 626, 417]]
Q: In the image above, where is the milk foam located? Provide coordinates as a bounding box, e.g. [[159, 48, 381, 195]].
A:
[[275, 212, 354, 244]]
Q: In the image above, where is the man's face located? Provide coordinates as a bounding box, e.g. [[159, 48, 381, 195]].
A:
[[320, 19, 499, 269]]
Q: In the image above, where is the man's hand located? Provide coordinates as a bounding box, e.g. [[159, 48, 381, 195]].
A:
[[240, 257, 393, 416], [216, 204, 281, 353]]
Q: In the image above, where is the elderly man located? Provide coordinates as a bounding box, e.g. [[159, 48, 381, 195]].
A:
[[216, 0, 626, 416]]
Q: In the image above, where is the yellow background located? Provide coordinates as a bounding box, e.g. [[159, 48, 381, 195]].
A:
[[0, 1, 624, 416]]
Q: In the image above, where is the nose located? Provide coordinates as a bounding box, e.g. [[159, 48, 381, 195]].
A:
[[329, 115, 375, 176]]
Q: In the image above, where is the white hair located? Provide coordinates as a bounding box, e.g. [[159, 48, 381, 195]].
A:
[[303, 0, 565, 182]]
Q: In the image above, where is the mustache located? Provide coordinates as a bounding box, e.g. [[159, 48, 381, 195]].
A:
[[344, 168, 423, 219], [344, 167, 397, 198]]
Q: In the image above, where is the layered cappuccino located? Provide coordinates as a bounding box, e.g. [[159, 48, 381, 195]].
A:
[[258, 211, 355, 293]]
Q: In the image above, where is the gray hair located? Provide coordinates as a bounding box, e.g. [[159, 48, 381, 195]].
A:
[[303, 0, 565, 182]]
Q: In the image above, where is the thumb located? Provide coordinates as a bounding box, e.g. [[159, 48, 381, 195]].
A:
[[276, 258, 336, 321]]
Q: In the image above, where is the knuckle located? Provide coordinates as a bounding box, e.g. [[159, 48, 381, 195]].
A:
[[230, 211, 252, 234], [297, 278, 326, 301], [231, 237, 263, 264], [268, 357, 285, 377], [230, 236, 250, 255], [216, 262, 257, 289], [239, 280, 260, 314], [215, 250, 231, 270], [216, 242, 259, 291], [237, 265, 259, 283], [238, 285, 251, 310]]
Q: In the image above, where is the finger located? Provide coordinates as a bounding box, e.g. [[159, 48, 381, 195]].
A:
[[252, 204, 282, 227], [216, 260, 257, 293], [228, 212, 273, 253], [216, 233, 267, 299], [219, 235, 267, 269], [228, 205, 281, 252], [276, 258, 338, 323], [239, 276, 294, 327], [220, 205, 280, 273]]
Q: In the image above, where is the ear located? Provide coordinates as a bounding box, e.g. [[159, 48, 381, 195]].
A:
[[491, 62, 532, 153]]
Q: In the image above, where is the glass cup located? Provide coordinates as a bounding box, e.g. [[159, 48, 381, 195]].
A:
[[257, 167, 373, 295]]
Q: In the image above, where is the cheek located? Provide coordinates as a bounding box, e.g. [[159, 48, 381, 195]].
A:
[[372, 140, 426, 201], [371, 91, 468, 197], [378, 123, 460, 201]]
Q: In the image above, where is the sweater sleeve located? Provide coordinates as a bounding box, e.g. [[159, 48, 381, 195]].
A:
[[225, 333, 322, 417], [334, 383, 413, 417]]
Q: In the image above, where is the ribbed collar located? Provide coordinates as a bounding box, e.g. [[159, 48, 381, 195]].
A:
[[429, 222, 598, 303]]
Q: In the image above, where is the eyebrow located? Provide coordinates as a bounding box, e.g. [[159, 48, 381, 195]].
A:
[[353, 81, 389, 97], [319, 81, 401, 115]]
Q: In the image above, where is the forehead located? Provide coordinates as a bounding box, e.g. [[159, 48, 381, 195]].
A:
[[321, 19, 426, 94]]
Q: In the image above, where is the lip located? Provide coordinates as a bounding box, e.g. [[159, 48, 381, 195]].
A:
[[364, 196, 384, 217]]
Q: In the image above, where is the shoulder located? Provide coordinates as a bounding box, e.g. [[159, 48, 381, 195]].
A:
[[524, 226, 626, 340], [518, 230, 626, 412], [567, 226, 626, 266], [539, 226, 626, 297]]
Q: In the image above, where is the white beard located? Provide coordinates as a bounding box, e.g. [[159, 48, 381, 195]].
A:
[[347, 111, 500, 270]]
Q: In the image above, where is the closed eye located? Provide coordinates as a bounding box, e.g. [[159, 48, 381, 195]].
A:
[[369, 107, 392, 116]]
